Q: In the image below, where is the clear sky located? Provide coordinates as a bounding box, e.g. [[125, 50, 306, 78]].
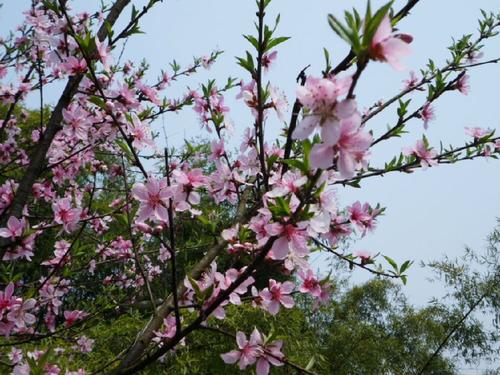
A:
[[1, 0, 499, 317]]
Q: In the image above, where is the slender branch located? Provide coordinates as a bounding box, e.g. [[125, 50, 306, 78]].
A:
[[255, 0, 268, 190], [312, 238, 402, 279], [346, 59, 367, 99], [456, 57, 500, 69], [164, 147, 181, 332], [335, 135, 500, 185], [371, 73, 464, 147], [110, 0, 162, 46], [282, 65, 309, 174]]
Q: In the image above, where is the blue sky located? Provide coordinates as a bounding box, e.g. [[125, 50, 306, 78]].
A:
[[2, 0, 500, 311]]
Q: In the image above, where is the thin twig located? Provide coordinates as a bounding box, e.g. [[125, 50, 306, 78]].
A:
[[164, 147, 181, 332]]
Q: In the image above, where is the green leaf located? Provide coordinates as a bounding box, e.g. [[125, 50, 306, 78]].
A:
[[306, 356, 316, 371], [236, 51, 255, 74], [267, 154, 279, 169], [89, 96, 106, 109], [399, 260, 413, 274], [188, 275, 202, 296], [323, 47, 332, 73], [302, 139, 312, 170], [328, 14, 353, 45], [243, 34, 259, 50], [383, 255, 398, 272], [282, 159, 308, 174], [116, 139, 134, 163], [265, 36, 290, 52], [346, 179, 361, 188], [104, 20, 114, 40], [275, 196, 291, 215]]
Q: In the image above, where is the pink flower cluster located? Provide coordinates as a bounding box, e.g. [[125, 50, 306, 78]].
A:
[[221, 328, 284, 375], [294, 76, 372, 178], [0, 283, 36, 337]]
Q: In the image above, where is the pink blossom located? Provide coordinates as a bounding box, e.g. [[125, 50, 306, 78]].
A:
[[370, 15, 412, 70], [66, 370, 86, 375], [0, 180, 17, 215], [335, 120, 372, 178], [2, 231, 37, 262], [403, 139, 438, 169], [255, 336, 285, 375], [261, 51, 277, 71], [215, 268, 255, 305], [95, 37, 111, 71], [129, 114, 155, 150], [465, 127, 492, 139], [42, 240, 71, 267], [136, 80, 161, 105], [267, 171, 307, 198], [220, 329, 262, 370], [420, 103, 435, 130], [12, 363, 31, 375], [313, 282, 333, 309], [8, 347, 23, 365], [75, 335, 94, 353], [52, 198, 82, 233], [310, 116, 372, 178], [248, 213, 273, 246], [348, 201, 377, 233], [298, 269, 321, 297], [260, 279, 295, 315], [62, 56, 87, 75], [222, 328, 284, 375], [319, 189, 337, 215], [0, 216, 25, 240], [172, 168, 208, 212], [153, 315, 177, 342], [62, 104, 91, 141], [116, 83, 139, 109], [7, 298, 36, 328], [132, 177, 172, 223], [267, 223, 309, 260], [210, 92, 230, 115], [64, 310, 87, 327], [269, 86, 288, 121], [210, 139, 225, 160], [158, 244, 171, 263], [324, 215, 352, 245], [0, 283, 16, 315], [403, 70, 419, 89], [354, 249, 372, 262], [466, 51, 484, 64], [294, 76, 358, 146], [456, 74, 470, 95], [201, 55, 214, 69]]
